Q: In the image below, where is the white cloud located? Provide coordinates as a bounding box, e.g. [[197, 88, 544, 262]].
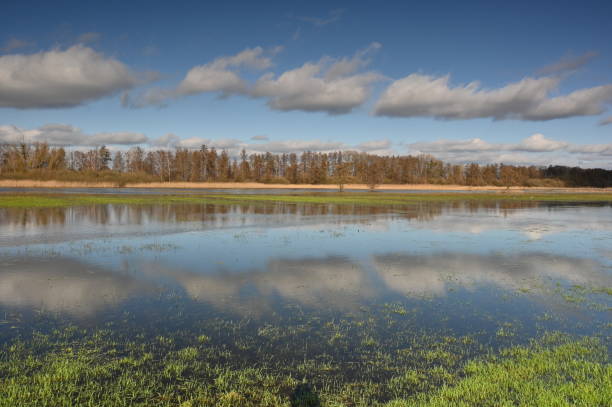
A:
[[0, 45, 140, 108], [247, 140, 345, 153], [140, 133, 612, 167], [144, 134, 394, 156], [524, 84, 612, 120], [515, 133, 568, 152], [537, 51, 598, 75], [409, 133, 612, 168], [89, 131, 147, 145], [356, 139, 391, 151], [150, 133, 181, 148], [374, 73, 612, 121], [0, 123, 147, 146], [354, 139, 394, 155], [410, 138, 499, 153], [125, 47, 278, 107], [125, 43, 383, 114], [149, 136, 242, 150], [251, 42, 384, 114], [566, 143, 612, 155]]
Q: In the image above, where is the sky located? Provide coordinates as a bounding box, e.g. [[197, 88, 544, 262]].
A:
[[1, 0, 611, 168]]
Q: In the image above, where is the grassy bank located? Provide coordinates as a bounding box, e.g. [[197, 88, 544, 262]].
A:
[[1, 192, 612, 209]]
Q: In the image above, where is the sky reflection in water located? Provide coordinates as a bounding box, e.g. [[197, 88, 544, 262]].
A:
[[0, 201, 610, 336]]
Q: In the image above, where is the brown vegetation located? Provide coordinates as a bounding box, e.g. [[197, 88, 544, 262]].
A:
[[1, 142, 611, 188]]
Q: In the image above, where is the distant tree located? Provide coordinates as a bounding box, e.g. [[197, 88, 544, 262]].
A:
[[239, 149, 250, 181], [127, 147, 144, 173], [218, 150, 230, 181], [3, 143, 612, 188], [189, 151, 201, 182], [335, 162, 350, 192], [365, 156, 382, 191], [112, 151, 124, 172], [465, 163, 484, 186], [287, 153, 299, 183], [207, 147, 217, 181], [98, 146, 111, 171]]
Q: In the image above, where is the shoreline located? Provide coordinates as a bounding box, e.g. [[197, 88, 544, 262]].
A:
[[1, 179, 611, 193]]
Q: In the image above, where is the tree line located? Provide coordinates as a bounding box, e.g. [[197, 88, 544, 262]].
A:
[[1, 143, 610, 187]]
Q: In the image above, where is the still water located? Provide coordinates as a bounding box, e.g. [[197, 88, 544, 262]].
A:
[[0, 199, 610, 403]]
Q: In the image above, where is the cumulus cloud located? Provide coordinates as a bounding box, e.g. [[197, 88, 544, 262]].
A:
[[0, 123, 147, 146], [0, 45, 140, 108], [515, 133, 569, 152], [251, 42, 384, 114], [409, 133, 612, 168], [537, 51, 598, 75], [524, 84, 612, 120], [251, 134, 269, 141], [127, 43, 384, 114], [374, 73, 612, 121], [124, 46, 279, 107]]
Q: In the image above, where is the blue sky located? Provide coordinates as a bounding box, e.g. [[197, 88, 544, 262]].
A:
[[1, 0, 611, 167]]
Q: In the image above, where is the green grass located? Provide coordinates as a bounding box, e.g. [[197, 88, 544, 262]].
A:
[[0, 329, 608, 407], [1, 191, 611, 209], [397, 336, 611, 407]]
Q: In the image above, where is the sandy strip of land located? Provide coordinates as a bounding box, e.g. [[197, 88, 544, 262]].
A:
[[0, 179, 611, 193]]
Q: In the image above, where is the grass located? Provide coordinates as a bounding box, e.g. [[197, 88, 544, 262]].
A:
[[389, 336, 611, 407], [0, 290, 608, 406], [1, 191, 612, 209], [0, 326, 608, 407]]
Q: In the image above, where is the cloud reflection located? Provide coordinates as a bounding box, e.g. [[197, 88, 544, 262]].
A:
[[0, 257, 152, 316], [145, 256, 373, 315], [1, 249, 609, 318], [373, 252, 611, 295]]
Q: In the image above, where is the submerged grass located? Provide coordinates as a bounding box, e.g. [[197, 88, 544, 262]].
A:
[[0, 292, 609, 406], [0, 328, 608, 407], [1, 191, 612, 208]]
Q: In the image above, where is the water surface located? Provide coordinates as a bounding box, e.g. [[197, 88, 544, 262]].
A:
[[1, 199, 610, 402]]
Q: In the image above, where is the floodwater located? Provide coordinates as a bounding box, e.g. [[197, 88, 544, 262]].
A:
[[0, 198, 610, 400]]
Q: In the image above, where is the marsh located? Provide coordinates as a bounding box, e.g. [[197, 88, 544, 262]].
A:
[[0, 194, 610, 406]]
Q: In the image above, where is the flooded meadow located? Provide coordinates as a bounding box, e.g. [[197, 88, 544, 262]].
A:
[[0, 195, 610, 406]]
